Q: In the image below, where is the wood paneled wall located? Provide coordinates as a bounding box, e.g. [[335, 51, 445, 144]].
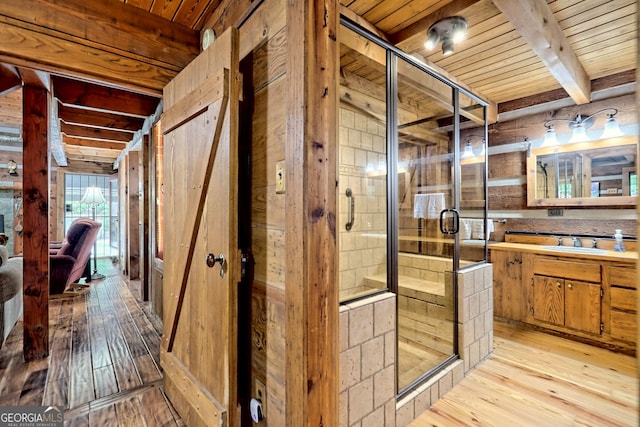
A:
[[240, 0, 288, 424], [238, 0, 338, 424], [487, 94, 637, 241]]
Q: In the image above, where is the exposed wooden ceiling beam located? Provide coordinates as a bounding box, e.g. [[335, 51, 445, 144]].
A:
[[53, 76, 159, 117], [62, 135, 127, 150], [492, 0, 591, 105], [65, 154, 119, 164], [64, 144, 121, 158], [57, 103, 145, 132], [50, 99, 66, 166], [0, 0, 200, 95], [60, 122, 133, 142], [0, 0, 198, 69], [496, 70, 636, 123], [391, 0, 478, 47], [340, 5, 390, 42], [18, 68, 50, 91], [0, 64, 20, 97]]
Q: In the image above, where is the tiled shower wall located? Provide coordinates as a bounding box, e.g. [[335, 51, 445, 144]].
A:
[[339, 263, 493, 427], [338, 108, 388, 299]]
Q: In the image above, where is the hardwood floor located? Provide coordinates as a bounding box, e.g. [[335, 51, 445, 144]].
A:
[[1, 266, 637, 426], [0, 263, 183, 426], [410, 321, 638, 427]]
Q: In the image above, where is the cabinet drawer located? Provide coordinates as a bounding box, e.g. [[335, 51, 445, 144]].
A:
[[610, 287, 636, 312], [610, 310, 637, 342], [533, 258, 601, 283], [609, 266, 636, 289]]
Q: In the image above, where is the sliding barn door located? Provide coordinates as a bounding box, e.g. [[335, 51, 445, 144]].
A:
[[160, 28, 241, 427]]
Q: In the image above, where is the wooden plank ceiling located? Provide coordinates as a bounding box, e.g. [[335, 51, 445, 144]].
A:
[[0, 0, 636, 167]]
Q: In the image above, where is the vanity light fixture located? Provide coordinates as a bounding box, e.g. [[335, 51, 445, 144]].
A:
[[424, 16, 467, 55], [461, 140, 474, 159], [542, 108, 623, 146], [461, 135, 485, 159]]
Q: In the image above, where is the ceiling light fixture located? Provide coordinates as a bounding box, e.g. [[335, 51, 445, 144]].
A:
[[542, 108, 623, 146], [425, 16, 468, 55]]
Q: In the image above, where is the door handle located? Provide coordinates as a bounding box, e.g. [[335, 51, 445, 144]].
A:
[[206, 253, 226, 278], [439, 208, 459, 235], [345, 188, 355, 231]]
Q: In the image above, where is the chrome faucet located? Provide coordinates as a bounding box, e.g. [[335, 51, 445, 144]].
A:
[[592, 238, 598, 249], [557, 236, 563, 246], [572, 237, 582, 247]]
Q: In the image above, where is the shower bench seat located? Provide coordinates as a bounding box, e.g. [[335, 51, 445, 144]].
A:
[[364, 273, 447, 300]]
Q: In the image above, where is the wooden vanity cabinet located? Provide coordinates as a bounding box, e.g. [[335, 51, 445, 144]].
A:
[[608, 265, 637, 343], [532, 275, 565, 326], [491, 244, 636, 353], [492, 250, 532, 322], [532, 257, 602, 335], [533, 276, 602, 335], [564, 280, 602, 335]]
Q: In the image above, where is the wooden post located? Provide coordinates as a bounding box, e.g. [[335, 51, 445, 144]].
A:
[[22, 84, 50, 361], [285, 0, 338, 425], [128, 151, 140, 279], [119, 158, 128, 274], [142, 135, 150, 300]]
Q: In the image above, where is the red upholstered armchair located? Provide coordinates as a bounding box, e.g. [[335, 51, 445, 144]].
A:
[[49, 218, 101, 294]]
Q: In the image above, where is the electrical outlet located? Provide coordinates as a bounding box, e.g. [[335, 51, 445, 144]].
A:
[[254, 379, 266, 418], [275, 160, 285, 194]]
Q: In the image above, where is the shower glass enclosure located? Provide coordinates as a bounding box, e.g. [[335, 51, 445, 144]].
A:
[[338, 19, 489, 393]]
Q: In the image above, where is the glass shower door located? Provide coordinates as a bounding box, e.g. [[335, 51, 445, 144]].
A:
[[394, 56, 457, 391]]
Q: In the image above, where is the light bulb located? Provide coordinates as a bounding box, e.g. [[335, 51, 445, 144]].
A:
[[451, 22, 466, 43], [600, 115, 623, 139], [461, 141, 474, 159], [425, 28, 439, 50], [569, 124, 589, 143], [542, 127, 557, 146], [442, 38, 454, 55]]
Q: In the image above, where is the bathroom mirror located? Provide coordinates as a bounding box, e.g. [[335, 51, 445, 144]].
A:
[[527, 135, 637, 207]]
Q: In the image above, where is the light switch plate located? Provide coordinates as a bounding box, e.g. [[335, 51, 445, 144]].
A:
[[275, 160, 285, 194]]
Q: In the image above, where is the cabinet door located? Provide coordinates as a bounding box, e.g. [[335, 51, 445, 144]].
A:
[[492, 250, 526, 320], [564, 281, 601, 334], [533, 275, 564, 326]]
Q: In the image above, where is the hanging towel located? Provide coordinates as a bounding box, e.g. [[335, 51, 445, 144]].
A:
[[413, 194, 428, 218], [460, 218, 472, 240], [413, 193, 445, 219], [467, 218, 495, 240]]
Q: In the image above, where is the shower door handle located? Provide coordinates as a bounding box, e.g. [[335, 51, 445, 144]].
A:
[[345, 188, 355, 231], [439, 208, 459, 235]]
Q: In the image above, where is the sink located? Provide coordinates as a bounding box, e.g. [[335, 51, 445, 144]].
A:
[[540, 246, 607, 255]]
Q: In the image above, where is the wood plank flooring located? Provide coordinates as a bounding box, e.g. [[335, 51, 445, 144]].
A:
[[0, 264, 637, 426], [410, 321, 639, 427], [0, 263, 183, 426]]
